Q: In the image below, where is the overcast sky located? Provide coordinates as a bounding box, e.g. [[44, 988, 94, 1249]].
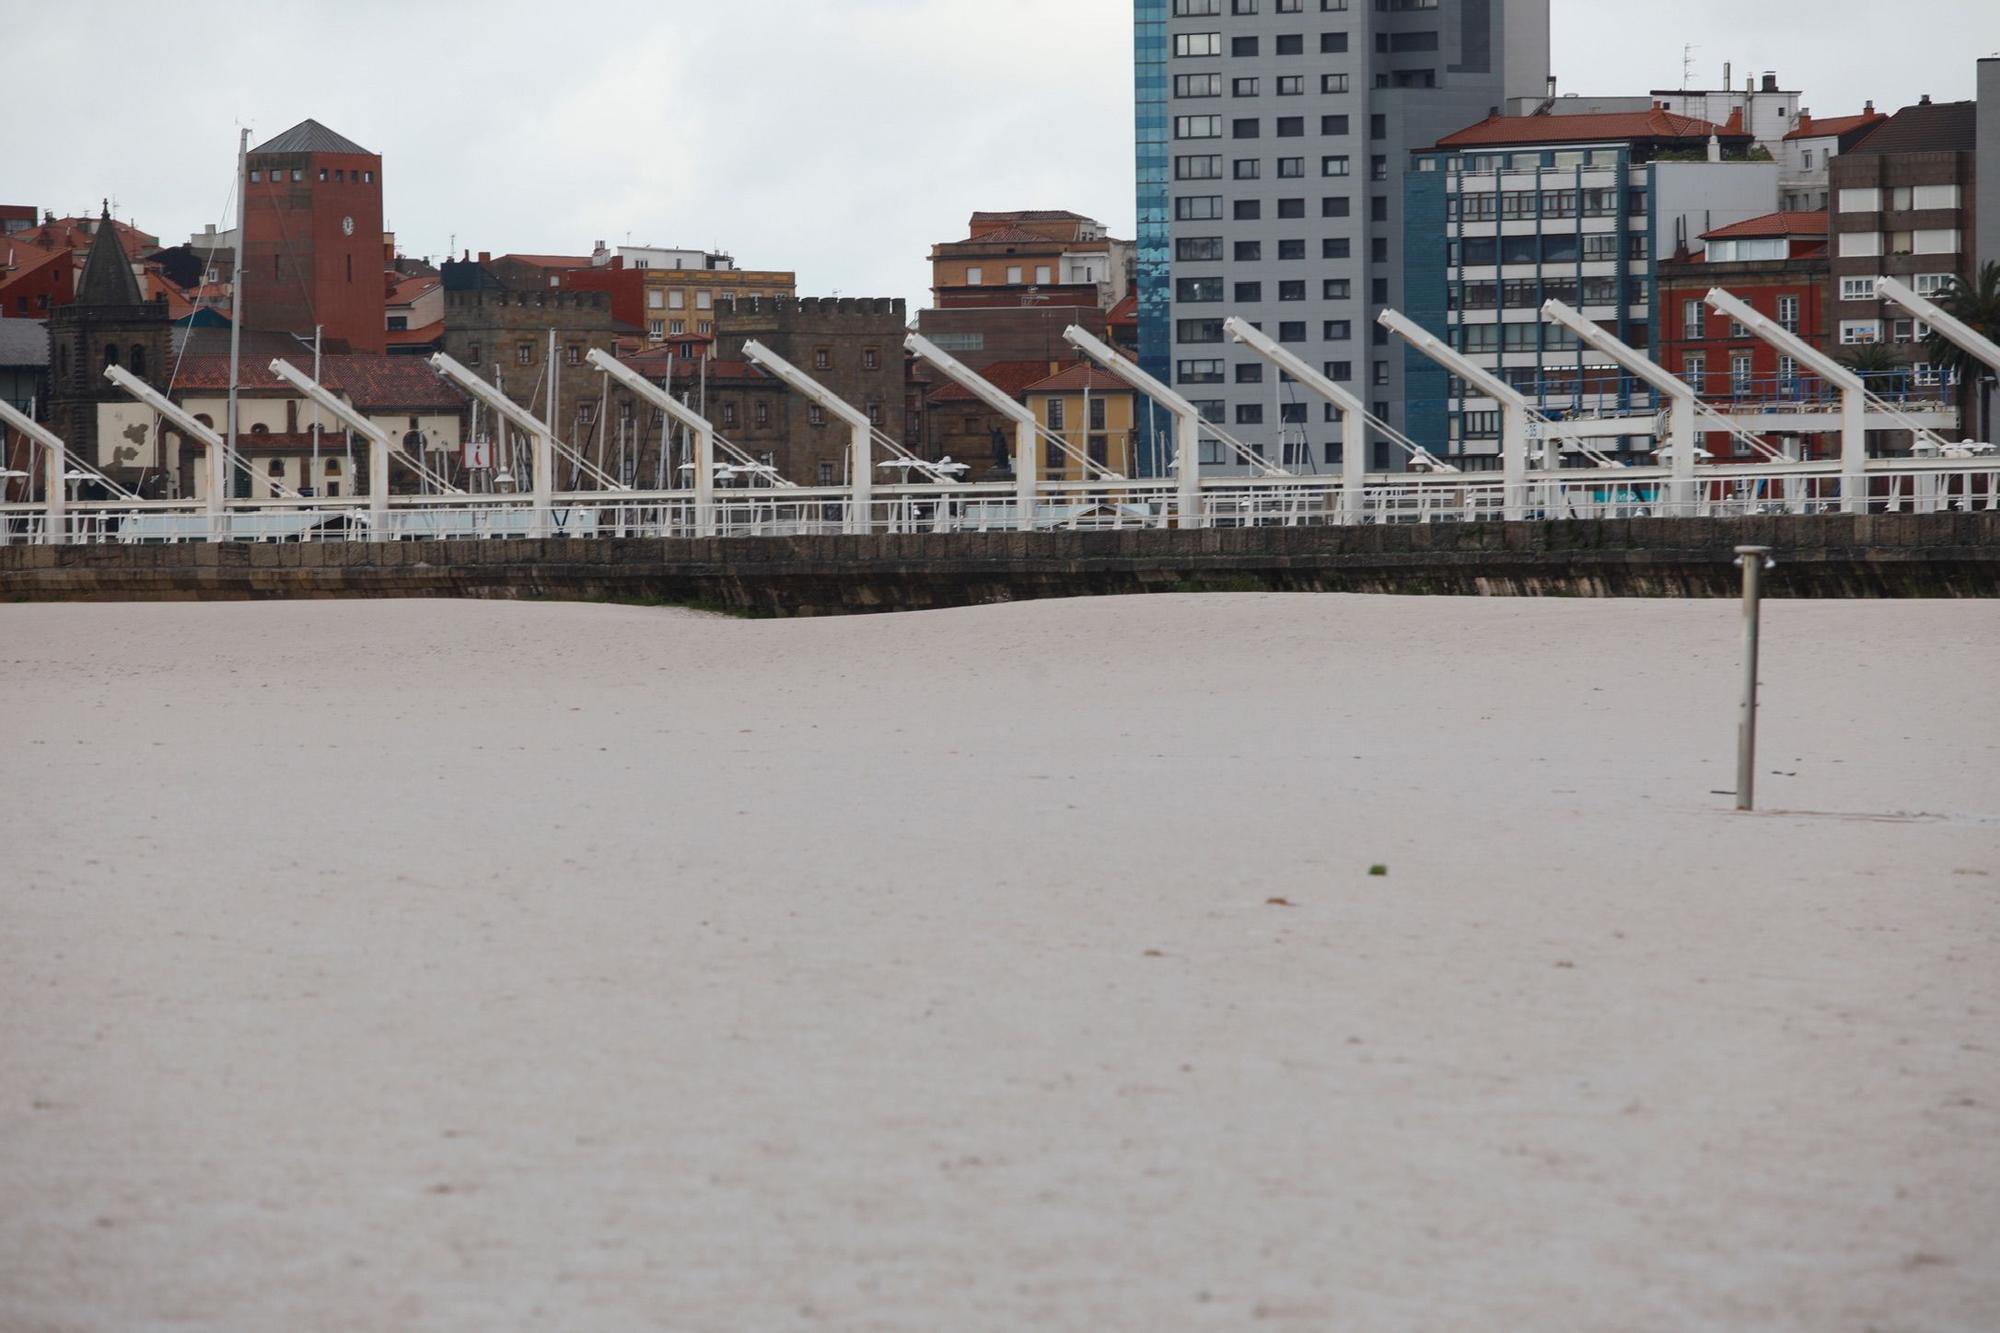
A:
[[8, 0, 1994, 311]]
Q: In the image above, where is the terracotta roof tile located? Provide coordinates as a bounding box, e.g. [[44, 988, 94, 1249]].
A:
[[168, 353, 464, 412], [1435, 108, 1744, 150], [1701, 210, 1829, 240], [1783, 111, 1888, 142], [1023, 365, 1132, 395], [925, 359, 1057, 405]]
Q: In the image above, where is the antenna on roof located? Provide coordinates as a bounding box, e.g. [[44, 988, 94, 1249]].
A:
[[1682, 44, 1698, 92]]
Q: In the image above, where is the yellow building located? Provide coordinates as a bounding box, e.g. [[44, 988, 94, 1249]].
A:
[[1021, 365, 1137, 482]]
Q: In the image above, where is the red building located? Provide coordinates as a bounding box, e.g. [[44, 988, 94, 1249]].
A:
[[241, 120, 386, 354], [1658, 211, 1833, 461]]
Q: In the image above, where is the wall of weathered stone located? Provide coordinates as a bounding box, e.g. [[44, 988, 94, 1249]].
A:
[[2, 514, 1995, 615]]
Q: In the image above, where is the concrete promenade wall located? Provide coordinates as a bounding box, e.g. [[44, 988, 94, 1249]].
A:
[[2, 514, 1996, 615]]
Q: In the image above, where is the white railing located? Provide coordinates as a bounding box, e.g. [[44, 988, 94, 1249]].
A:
[[5, 457, 1996, 548]]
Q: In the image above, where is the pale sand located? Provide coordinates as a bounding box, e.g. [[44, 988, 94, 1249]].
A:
[[0, 595, 1995, 1332]]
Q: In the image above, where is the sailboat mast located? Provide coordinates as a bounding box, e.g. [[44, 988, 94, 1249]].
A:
[[221, 127, 248, 512]]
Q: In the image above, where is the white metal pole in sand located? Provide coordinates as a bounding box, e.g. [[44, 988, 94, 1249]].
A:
[[1735, 545, 1775, 812]]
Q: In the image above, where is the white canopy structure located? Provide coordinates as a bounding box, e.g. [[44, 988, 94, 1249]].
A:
[[585, 348, 718, 536], [0, 398, 68, 542], [740, 339, 873, 535], [1376, 308, 1535, 520], [1225, 316, 1371, 522], [1540, 300, 1699, 509], [904, 331, 1036, 529], [1704, 288, 1869, 511], [1061, 324, 1204, 527], [104, 363, 229, 537], [430, 353, 558, 537]]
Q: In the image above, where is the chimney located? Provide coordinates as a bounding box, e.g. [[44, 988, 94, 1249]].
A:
[[1723, 61, 1732, 90], [1920, 94, 1932, 106], [478, 250, 491, 264], [1725, 107, 1745, 133], [1762, 72, 1778, 93], [1796, 112, 1813, 136], [1864, 99, 1875, 115]]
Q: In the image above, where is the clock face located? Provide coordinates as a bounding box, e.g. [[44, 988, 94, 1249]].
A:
[[341, 215, 354, 237]]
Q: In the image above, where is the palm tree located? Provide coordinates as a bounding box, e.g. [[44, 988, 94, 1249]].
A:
[[1840, 340, 1905, 393], [1923, 262, 2000, 441]]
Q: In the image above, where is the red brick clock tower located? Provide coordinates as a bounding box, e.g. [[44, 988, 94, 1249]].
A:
[[241, 119, 385, 353]]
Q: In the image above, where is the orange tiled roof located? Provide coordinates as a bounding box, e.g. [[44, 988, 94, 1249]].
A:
[[1023, 365, 1132, 395], [1783, 112, 1888, 142], [1701, 210, 1828, 241], [1435, 108, 1742, 150], [925, 359, 1059, 405]]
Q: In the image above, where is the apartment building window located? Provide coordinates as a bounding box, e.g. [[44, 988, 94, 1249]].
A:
[[1731, 354, 1753, 397], [1007, 265, 1024, 283], [1178, 237, 1224, 261], [1839, 276, 1879, 301], [1177, 319, 1224, 343], [1839, 232, 1883, 258], [1914, 273, 1957, 297], [808, 404, 826, 426], [1372, 362, 1390, 387], [1234, 240, 1261, 262], [1235, 200, 1261, 220], [1321, 73, 1349, 93], [721, 402, 738, 428], [1233, 78, 1259, 97], [1682, 353, 1705, 390], [1839, 320, 1880, 345], [1177, 154, 1224, 180], [1178, 276, 1223, 302], [1913, 229, 1960, 255], [1176, 196, 1224, 220], [564, 345, 581, 366], [1279, 280, 1306, 301], [516, 342, 534, 365], [1323, 279, 1350, 299], [1320, 32, 1348, 52], [1278, 239, 1305, 260], [1323, 238, 1350, 260], [1175, 115, 1222, 139], [1278, 322, 1306, 343], [1233, 158, 1260, 180], [867, 403, 884, 426], [1322, 360, 1352, 381], [1236, 363, 1264, 383], [1777, 296, 1800, 332], [1321, 115, 1350, 137], [1174, 0, 1221, 13], [1175, 73, 1222, 97], [1277, 198, 1305, 218], [1233, 118, 1260, 139], [863, 347, 880, 370], [1276, 157, 1303, 178], [466, 342, 482, 366], [1234, 281, 1262, 302], [1322, 155, 1351, 177], [1177, 359, 1225, 384], [1277, 76, 1304, 95], [1174, 33, 1222, 57], [1322, 197, 1350, 218], [1231, 36, 1258, 57], [813, 348, 831, 369], [1236, 404, 1264, 425], [1323, 320, 1352, 341], [1277, 117, 1304, 137], [669, 320, 685, 335], [818, 461, 836, 486]]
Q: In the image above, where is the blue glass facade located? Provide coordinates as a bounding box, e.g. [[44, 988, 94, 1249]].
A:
[[1132, 0, 1171, 476]]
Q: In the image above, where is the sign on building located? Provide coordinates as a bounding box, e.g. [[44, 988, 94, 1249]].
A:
[[464, 436, 493, 470]]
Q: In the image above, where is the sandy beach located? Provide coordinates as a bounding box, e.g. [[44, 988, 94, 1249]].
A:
[[2, 594, 1995, 1331]]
